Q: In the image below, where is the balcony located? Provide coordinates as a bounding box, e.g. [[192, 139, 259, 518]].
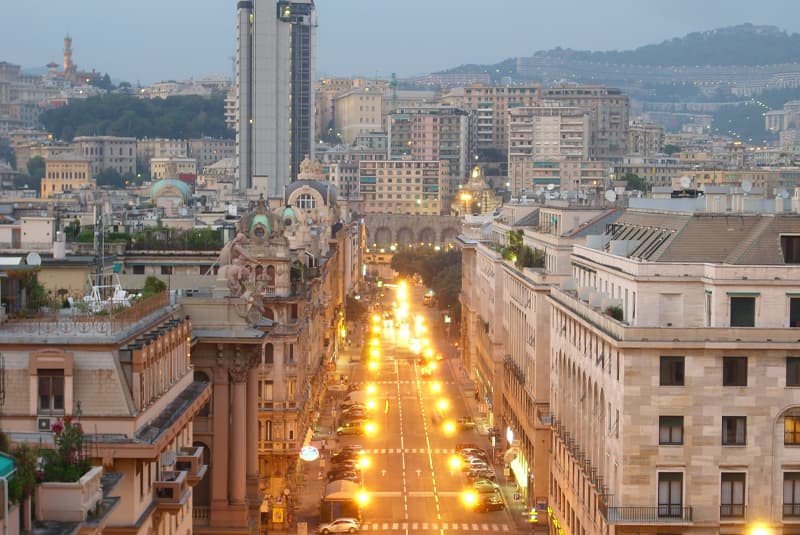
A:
[[175, 446, 208, 486], [606, 506, 693, 524], [154, 470, 189, 513]]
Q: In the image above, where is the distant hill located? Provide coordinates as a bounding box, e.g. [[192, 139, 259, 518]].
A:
[[437, 24, 800, 80]]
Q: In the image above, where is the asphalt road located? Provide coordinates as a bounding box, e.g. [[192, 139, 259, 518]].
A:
[[333, 285, 515, 532]]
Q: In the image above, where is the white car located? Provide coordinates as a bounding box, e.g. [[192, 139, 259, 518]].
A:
[[318, 517, 361, 534]]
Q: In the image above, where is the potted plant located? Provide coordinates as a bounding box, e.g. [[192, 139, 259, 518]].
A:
[[35, 417, 103, 522]]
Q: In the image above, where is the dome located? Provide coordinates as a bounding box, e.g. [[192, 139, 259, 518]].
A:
[[151, 178, 190, 202], [250, 213, 271, 236], [282, 206, 299, 225]]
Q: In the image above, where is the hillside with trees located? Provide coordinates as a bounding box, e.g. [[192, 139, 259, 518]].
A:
[[39, 94, 233, 141]]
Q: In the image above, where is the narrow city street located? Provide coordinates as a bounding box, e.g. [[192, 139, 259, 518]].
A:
[[294, 282, 531, 534]]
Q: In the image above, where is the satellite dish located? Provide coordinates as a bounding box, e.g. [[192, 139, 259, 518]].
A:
[[26, 252, 41, 266], [546, 184, 555, 191], [679, 176, 691, 189], [604, 189, 617, 203], [741, 180, 753, 193]]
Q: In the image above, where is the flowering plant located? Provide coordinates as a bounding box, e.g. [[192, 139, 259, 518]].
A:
[[42, 416, 91, 483]]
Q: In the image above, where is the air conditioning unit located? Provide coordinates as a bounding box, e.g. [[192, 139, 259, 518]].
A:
[[38, 417, 51, 431]]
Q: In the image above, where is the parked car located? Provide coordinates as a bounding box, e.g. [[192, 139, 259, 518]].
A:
[[472, 479, 500, 493], [457, 417, 476, 430], [466, 468, 497, 482], [336, 424, 364, 436], [327, 470, 360, 483], [462, 457, 490, 471], [340, 401, 364, 411], [317, 517, 361, 534], [331, 450, 360, 463], [476, 493, 504, 512], [330, 459, 360, 471], [340, 444, 364, 453], [455, 442, 481, 452]]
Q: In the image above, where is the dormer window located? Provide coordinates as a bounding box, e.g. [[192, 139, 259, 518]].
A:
[[297, 194, 316, 210]]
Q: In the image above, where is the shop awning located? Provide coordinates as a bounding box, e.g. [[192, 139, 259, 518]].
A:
[[324, 479, 358, 500]]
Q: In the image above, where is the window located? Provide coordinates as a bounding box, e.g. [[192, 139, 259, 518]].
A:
[[785, 415, 800, 445], [38, 369, 65, 414], [720, 473, 745, 518], [132, 265, 145, 275], [788, 357, 800, 387], [785, 472, 800, 517], [791, 298, 800, 327], [730, 296, 755, 327], [723, 357, 748, 386], [658, 472, 683, 517], [297, 194, 316, 209], [659, 416, 683, 445], [722, 416, 746, 445], [660, 356, 685, 386], [161, 265, 173, 275]]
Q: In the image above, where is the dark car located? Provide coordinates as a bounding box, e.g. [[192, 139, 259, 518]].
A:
[[330, 459, 360, 471], [331, 450, 360, 463], [327, 470, 360, 483], [476, 493, 505, 512]]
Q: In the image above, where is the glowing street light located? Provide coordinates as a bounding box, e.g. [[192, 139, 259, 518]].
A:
[[443, 420, 456, 435], [448, 455, 463, 470], [461, 490, 478, 507]]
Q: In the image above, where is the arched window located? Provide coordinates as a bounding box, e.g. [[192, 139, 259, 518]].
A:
[[255, 265, 264, 280], [266, 265, 276, 285], [297, 194, 316, 210]]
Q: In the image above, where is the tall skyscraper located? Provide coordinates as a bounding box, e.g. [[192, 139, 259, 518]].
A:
[[236, 0, 316, 197]]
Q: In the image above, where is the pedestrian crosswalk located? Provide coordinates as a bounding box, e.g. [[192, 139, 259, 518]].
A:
[[350, 447, 456, 455], [359, 522, 510, 531]]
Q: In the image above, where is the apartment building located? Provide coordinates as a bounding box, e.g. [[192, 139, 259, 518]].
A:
[[540, 86, 629, 162], [334, 88, 384, 144], [508, 105, 590, 195], [72, 135, 137, 177], [459, 206, 622, 511], [150, 157, 197, 180], [1, 290, 209, 534], [613, 156, 691, 189], [359, 160, 449, 215], [439, 83, 541, 153], [136, 138, 188, 168], [388, 106, 473, 180], [188, 138, 236, 168], [548, 211, 800, 535], [41, 153, 92, 199], [627, 119, 664, 157]]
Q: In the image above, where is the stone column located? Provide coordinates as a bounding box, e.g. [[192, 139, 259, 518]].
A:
[[210, 366, 230, 508], [229, 365, 248, 504], [247, 365, 260, 486]]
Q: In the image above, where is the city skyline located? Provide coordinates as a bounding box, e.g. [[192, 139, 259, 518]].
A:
[[1, 0, 800, 84]]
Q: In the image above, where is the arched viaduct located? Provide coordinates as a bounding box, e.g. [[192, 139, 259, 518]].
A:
[[363, 214, 462, 250]]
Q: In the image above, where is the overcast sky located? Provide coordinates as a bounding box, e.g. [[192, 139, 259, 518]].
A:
[[2, 0, 800, 84]]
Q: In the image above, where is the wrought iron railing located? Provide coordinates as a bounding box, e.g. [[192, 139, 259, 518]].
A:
[[606, 506, 693, 524]]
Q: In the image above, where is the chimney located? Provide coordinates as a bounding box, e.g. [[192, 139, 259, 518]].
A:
[[53, 231, 66, 260]]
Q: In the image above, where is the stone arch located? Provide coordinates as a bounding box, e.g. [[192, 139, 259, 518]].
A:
[[440, 227, 459, 247], [396, 227, 414, 248], [418, 227, 436, 247], [373, 227, 392, 249]]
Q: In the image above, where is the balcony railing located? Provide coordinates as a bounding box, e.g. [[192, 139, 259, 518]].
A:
[[720, 504, 745, 519], [176, 446, 207, 486], [154, 470, 189, 512], [784, 503, 800, 518], [607, 506, 693, 524]]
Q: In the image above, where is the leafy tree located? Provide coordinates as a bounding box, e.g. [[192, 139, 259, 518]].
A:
[[13, 173, 38, 190], [96, 167, 125, 187], [345, 295, 367, 322], [142, 276, 167, 298], [39, 94, 233, 141], [26, 156, 45, 180], [622, 172, 649, 192], [663, 144, 681, 156], [64, 219, 81, 241]]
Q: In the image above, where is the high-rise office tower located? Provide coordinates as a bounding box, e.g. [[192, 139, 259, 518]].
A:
[[237, 0, 316, 197]]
